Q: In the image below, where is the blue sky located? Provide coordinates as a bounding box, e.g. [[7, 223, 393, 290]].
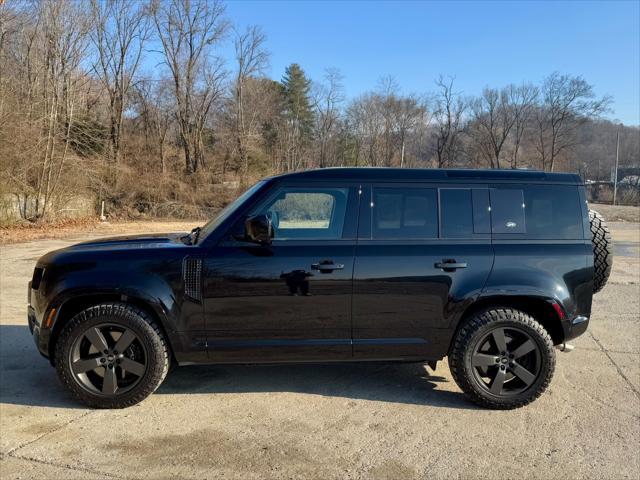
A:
[[167, 1, 640, 124]]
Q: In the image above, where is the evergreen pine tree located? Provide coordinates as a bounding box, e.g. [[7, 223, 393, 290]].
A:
[[281, 63, 315, 142]]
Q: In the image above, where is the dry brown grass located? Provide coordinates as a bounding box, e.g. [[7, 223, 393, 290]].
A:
[[590, 203, 640, 223]]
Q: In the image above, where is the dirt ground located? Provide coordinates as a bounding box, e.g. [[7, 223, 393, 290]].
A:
[[589, 203, 640, 223], [0, 219, 203, 245], [0, 218, 638, 479]]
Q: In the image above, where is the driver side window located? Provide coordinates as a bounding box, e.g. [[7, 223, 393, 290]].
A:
[[257, 187, 349, 240]]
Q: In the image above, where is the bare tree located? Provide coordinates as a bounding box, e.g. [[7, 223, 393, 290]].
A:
[[507, 83, 538, 169], [90, 0, 149, 184], [133, 78, 174, 174], [233, 25, 268, 182], [394, 95, 428, 167], [535, 72, 611, 171], [15, 0, 91, 220], [0, 2, 22, 121], [152, 0, 229, 174], [469, 87, 518, 168], [377, 76, 400, 166], [347, 93, 384, 167], [346, 87, 426, 168], [431, 76, 467, 168], [313, 68, 344, 167]]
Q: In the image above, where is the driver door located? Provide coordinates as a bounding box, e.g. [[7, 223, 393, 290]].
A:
[[202, 182, 360, 362]]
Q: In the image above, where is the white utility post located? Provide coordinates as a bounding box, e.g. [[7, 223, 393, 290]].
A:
[[613, 130, 620, 206]]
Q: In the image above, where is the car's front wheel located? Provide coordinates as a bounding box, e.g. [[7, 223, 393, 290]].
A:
[[54, 302, 169, 408], [449, 308, 555, 409]]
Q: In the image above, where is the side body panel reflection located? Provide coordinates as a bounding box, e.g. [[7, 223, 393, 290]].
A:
[[203, 243, 355, 362], [352, 242, 494, 360]]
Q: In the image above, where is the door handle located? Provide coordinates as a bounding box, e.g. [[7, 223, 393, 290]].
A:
[[435, 259, 468, 271], [311, 261, 344, 273]]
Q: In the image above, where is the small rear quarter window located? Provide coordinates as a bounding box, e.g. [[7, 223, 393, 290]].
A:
[[490, 189, 526, 234]]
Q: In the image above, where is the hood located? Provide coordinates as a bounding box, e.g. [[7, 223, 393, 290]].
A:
[[37, 232, 190, 266], [71, 232, 187, 249]]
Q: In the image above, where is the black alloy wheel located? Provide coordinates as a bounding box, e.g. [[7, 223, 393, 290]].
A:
[[449, 308, 555, 409], [69, 323, 147, 396], [470, 326, 541, 396], [55, 303, 169, 409]]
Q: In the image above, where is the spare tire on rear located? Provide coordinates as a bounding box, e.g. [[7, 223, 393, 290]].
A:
[[589, 209, 612, 294]]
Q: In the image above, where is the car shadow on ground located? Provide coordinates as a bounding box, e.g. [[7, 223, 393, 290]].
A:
[[158, 362, 474, 409], [0, 324, 474, 410]]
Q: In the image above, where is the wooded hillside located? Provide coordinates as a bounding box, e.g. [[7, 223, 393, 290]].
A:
[[1, 0, 638, 222]]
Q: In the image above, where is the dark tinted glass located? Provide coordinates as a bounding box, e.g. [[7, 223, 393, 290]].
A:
[[524, 185, 582, 239], [372, 187, 437, 238], [490, 189, 526, 234], [440, 189, 473, 238], [472, 189, 491, 234]]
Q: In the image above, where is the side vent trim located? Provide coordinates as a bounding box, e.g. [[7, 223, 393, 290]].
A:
[[183, 256, 203, 302]]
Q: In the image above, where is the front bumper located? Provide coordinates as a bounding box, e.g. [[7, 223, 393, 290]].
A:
[[28, 285, 52, 360], [29, 305, 51, 359]]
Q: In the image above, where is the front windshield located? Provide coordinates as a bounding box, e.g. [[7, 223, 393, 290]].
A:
[[197, 181, 266, 240]]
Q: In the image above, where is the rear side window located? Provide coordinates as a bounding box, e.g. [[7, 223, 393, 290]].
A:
[[524, 185, 582, 239], [490, 189, 526, 234], [372, 187, 437, 238], [490, 185, 583, 239], [440, 189, 473, 238]]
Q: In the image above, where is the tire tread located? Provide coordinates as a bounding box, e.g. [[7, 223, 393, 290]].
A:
[[54, 302, 169, 409], [589, 209, 612, 294], [449, 308, 555, 409]]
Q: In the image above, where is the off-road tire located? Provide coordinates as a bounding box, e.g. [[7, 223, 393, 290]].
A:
[[589, 209, 612, 294], [449, 308, 555, 409], [54, 302, 169, 409]]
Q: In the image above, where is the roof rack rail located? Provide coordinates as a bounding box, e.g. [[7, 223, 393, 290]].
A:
[[446, 169, 546, 179]]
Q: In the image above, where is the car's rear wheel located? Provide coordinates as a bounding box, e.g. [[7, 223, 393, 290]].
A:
[[449, 308, 555, 409], [54, 303, 169, 409]]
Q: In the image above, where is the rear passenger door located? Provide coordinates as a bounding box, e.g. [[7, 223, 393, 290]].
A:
[[352, 184, 494, 360]]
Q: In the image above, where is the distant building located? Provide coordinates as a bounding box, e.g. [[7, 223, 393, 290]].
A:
[[611, 166, 640, 184]]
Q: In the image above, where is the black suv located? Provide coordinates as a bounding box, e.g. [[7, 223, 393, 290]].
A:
[[28, 168, 612, 409]]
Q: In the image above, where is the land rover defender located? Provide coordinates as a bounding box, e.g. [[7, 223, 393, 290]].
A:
[[28, 168, 612, 409]]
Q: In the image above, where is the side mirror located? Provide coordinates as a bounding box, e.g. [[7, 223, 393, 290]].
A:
[[244, 214, 273, 245]]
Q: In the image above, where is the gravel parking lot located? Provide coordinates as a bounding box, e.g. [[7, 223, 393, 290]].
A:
[[1, 221, 638, 479]]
